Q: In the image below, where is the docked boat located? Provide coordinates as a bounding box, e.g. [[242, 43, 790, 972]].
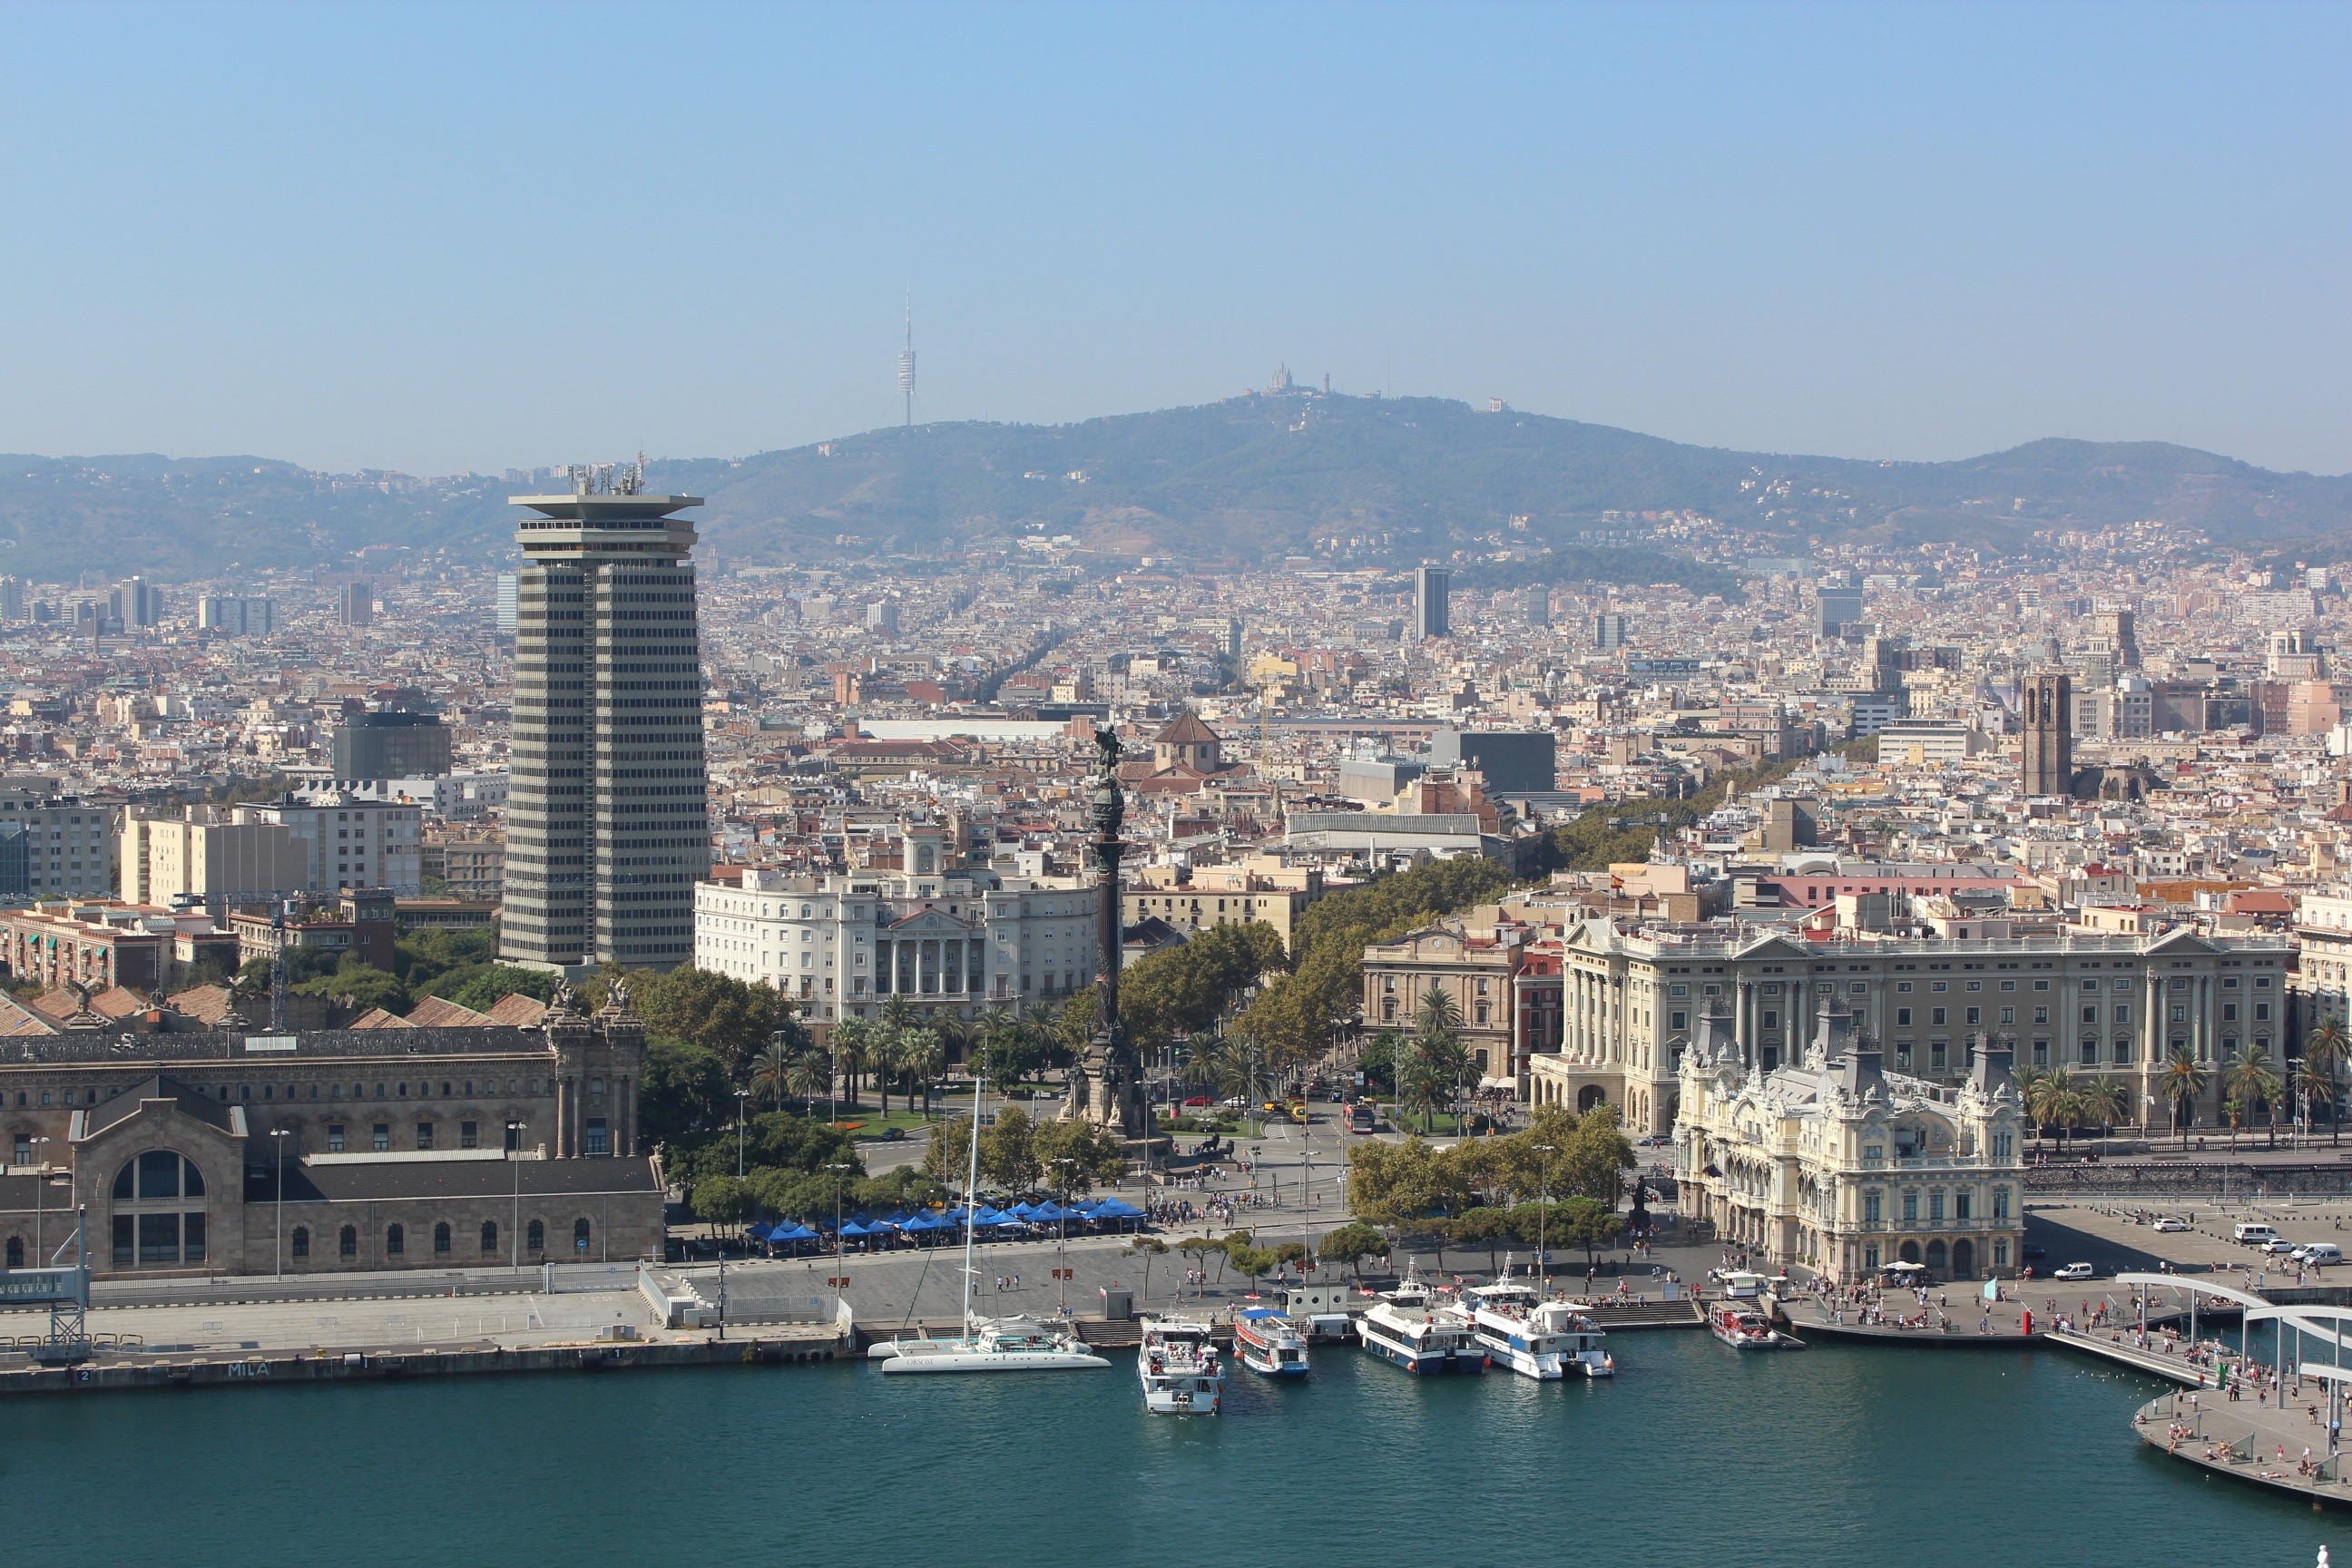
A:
[[1232, 1308, 1310, 1377], [876, 1316, 1110, 1373], [1460, 1279, 1614, 1379], [1709, 1300, 1800, 1350], [876, 1066, 1111, 1377], [1358, 1298, 1487, 1374], [1138, 1316, 1223, 1413]]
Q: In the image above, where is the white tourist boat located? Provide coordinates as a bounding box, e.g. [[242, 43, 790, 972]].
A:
[[1708, 1300, 1798, 1350], [1460, 1278, 1613, 1379], [877, 1067, 1110, 1377], [1358, 1298, 1487, 1374], [1231, 1307, 1310, 1377], [1138, 1316, 1222, 1412]]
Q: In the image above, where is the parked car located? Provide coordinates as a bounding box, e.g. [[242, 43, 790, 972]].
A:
[[2022, 1243, 2046, 1259], [2053, 1262, 2096, 1280], [2150, 1217, 2190, 1233], [2234, 1222, 2281, 1245], [1182, 1095, 1210, 1108], [2260, 1238, 2300, 1255], [2296, 1243, 2343, 1266]]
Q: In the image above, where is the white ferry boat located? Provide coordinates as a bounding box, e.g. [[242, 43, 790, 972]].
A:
[[1709, 1300, 1798, 1350], [1232, 1308, 1310, 1377], [1138, 1316, 1223, 1413], [1358, 1298, 1487, 1375], [1460, 1279, 1613, 1379], [873, 1316, 1109, 1374]]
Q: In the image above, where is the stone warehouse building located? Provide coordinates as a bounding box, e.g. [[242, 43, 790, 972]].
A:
[[0, 989, 662, 1278]]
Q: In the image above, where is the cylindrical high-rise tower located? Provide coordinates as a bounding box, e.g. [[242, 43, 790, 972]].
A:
[[502, 475, 710, 975]]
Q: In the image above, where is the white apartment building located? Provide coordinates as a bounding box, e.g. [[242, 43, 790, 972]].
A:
[[693, 858, 1100, 1023], [245, 794, 426, 897]]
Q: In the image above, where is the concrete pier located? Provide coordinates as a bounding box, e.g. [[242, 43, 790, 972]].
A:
[[2132, 1386, 2352, 1509]]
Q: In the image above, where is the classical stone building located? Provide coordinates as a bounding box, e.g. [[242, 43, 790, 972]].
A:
[[1675, 1001, 2027, 1283], [1526, 920, 2291, 1141], [1361, 916, 1530, 1084], [0, 987, 662, 1278]]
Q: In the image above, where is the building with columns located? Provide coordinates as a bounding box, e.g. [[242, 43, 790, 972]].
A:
[[1674, 999, 2027, 1283], [0, 990, 660, 1278], [1525, 920, 2292, 1140], [693, 858, 1100, 1024]]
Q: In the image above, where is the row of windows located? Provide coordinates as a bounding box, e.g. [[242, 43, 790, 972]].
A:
[[289, 1217, 588, 1258]]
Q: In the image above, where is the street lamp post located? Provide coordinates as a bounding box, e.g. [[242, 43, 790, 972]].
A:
[[507, 1122, 526, 1272], [829, 1162, 851, 1260], [1534, 1144, 1557, 1298], [270, 1127, 291, 1278], [27, 1136, 51, 1257], [735, 1089, 751, 1178], [1051, 1156, 1075, 1314]]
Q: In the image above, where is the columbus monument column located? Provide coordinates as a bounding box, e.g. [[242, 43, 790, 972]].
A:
[[1068, 727, 1147, 1137]]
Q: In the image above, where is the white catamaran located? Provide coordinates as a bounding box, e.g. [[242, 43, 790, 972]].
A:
[[875, 1068, 1109, 1376]]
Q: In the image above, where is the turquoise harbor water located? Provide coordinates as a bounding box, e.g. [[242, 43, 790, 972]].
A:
[[5, 1333, 2337, 1567]]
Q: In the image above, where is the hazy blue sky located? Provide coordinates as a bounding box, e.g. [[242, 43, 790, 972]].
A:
[[3, 1, 2345, 475]]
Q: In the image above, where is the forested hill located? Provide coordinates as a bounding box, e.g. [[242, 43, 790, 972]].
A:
[[5, 392, 2347, 581]]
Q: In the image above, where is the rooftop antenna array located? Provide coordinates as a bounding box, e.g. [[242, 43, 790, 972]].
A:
[[565, 460, 645, 496], [898, 293, 916, 428]]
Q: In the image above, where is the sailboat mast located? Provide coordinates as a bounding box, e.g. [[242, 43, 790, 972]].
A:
[[963, 1063, 984, 1330]]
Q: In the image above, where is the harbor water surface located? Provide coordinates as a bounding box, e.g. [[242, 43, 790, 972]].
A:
[[7, 1331, 2337, 1567]]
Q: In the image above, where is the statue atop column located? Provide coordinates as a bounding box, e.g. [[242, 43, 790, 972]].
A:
[[1067, 726, 1148, 1138]]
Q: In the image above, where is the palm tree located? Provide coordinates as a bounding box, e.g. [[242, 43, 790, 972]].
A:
[[901, 1028, 946, 1118], [2078, 1075, 2130, 1151], [1416, 1033, 1474, 1132], [2026, 1068, 2082, 1154], [785, 1048, 833, 1114], [750, 1038, 797, 1111], [1021, 1002, 1060, 1072], [2013, 1064, 2051, 1147], [2299, 1054, 2342, 1149], [867, 1027, 909, 1115], [830, 1017, 871, 1108], [2223, 1043, 2284, 1150], [2160, 1045, 2210, 1150], [834, 1020, 871, 1109], [2305, 1017, 2352, 1145], [1413, 983, 1464, 1044]]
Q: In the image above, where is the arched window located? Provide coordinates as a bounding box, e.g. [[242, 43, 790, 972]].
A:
[[291, 1227, 309, 1259], [338, 1225, 358, 1257], [480, 1220, 498, 1255], [4, 1237, 20, 1268], [386, 1223, 405, 1255], [433, 1222, 452, 1254], [110, 1152, 209, 1269], [573, 1218, 591, 1253], [527, 1220, 545, 1252]]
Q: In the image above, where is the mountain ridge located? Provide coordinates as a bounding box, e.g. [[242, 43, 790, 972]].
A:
[[5, 393, 2347, 582]]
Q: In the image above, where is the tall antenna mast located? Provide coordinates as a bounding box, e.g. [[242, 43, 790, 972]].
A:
[[897, 293, 916, 429]]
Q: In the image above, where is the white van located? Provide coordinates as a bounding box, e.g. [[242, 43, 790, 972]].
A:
[[2234, 1223, 2281, 1246], [2297, 1243, 2343, 1267]]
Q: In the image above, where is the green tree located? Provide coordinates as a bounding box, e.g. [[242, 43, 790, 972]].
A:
[[979, 1105, 1042, 1191], [749, 1038, 798, 1111], [1226, 1242, 1279, 1291], [1033, 1116, 1128, 1194], [623, 966, 805, 1077], [1556, 1102, 1633, 1203], [2078, 1074, 2130, 1142], [2223, 1043, 2283, 1148], [691, 1173, 755, 1235], [785, 1047, 834, 1113], [2160, 1045, 2210, 1148], [1123, 1236, 1170, 1303], [1557, 1194, 1623, 1268], [901, 1028, 946, 1117], [1449, 1206, 1513, 1275], [924, 1114, 975, 1187], [638, 1034, 728, 1149], [1318, 1220, 1390, 1280], [294, 961, 409, 1015], [2306, 1017, 2352, 1144], [2026, 1067, 2083, 1152]]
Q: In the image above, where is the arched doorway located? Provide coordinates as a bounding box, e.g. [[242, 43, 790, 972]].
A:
[[1577, 1085, 1608, 1112], [1951, 1239, 1975, 1279], [1925, 1240, 1947, 1273], [1898, 1240, 1920, 1264]]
